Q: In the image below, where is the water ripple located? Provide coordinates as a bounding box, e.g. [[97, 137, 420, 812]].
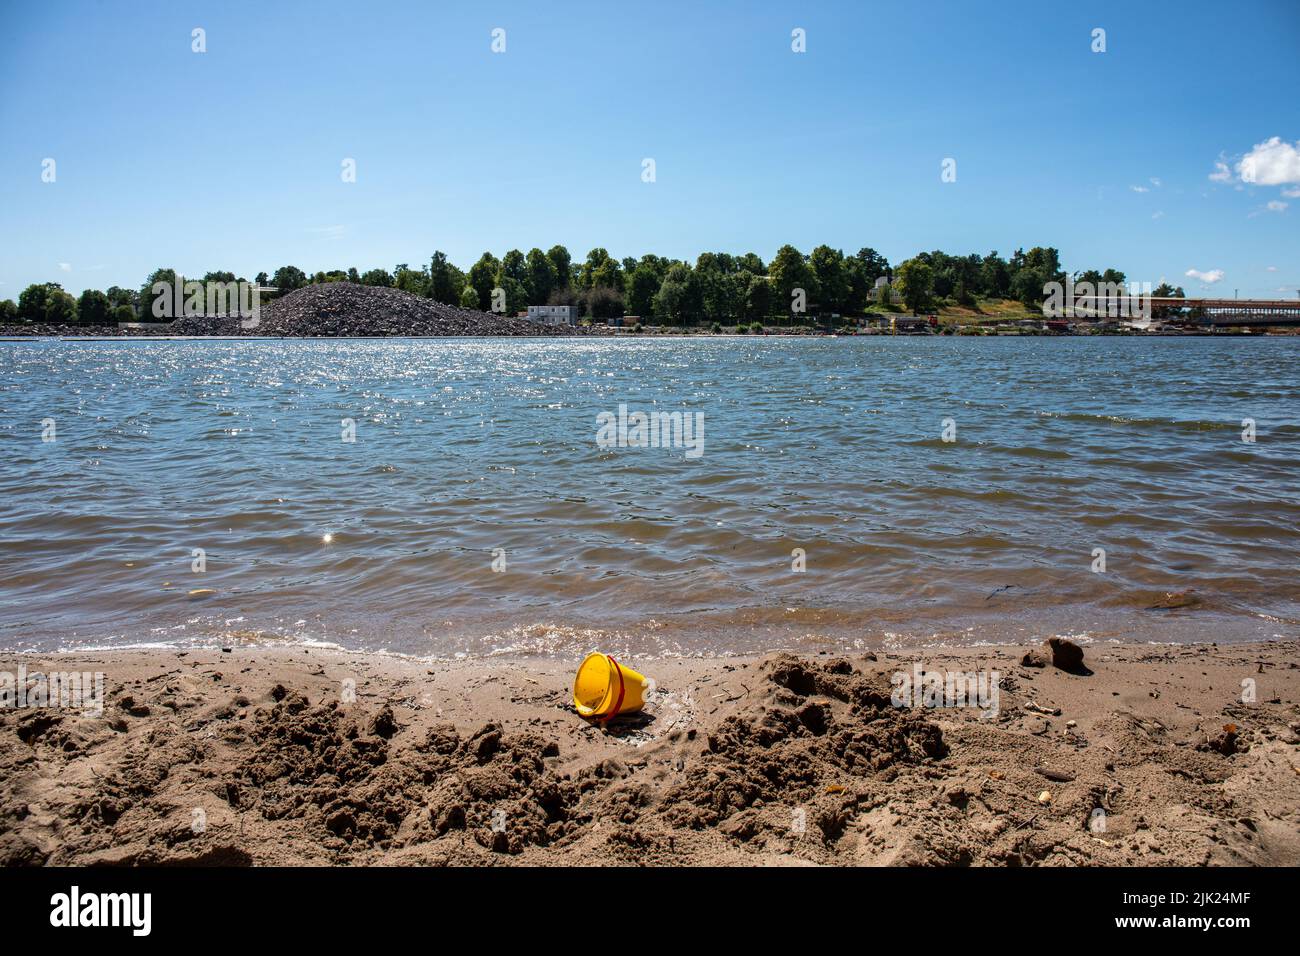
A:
[[1, 336, 1298, 655]]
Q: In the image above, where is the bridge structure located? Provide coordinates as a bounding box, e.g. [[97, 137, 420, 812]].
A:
[[1070, 296, 1300, 327]]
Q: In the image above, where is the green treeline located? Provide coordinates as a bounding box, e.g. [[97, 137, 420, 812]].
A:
[[2, 245, 1179, 327]]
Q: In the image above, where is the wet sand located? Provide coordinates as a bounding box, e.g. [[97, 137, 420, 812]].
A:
[[2, 640, 1297, 866]]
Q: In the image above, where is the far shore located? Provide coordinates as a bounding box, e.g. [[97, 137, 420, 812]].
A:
[[3, 640, 1296, 866], [7, 281, 1298, 339], [4, 325, 1298, 340]]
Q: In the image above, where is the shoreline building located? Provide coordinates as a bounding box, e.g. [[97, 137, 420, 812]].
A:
[[526, 305, 579, 327]]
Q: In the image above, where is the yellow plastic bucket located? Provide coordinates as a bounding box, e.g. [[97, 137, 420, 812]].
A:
[[573, 653, 649, 722]]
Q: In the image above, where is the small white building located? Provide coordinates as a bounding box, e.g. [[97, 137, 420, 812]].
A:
[[873, 275, 894, 304], [526, 305, 578, 326]]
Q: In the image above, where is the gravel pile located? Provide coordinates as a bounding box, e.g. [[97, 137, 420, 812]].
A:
[[249, 283, 604, 337], [0, 324, 148, 337], [4, 284, 613, 337], [167, 315, 243, 335]]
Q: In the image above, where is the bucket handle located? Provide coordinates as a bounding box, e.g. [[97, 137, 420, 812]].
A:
[[600, 654, 626, 726]]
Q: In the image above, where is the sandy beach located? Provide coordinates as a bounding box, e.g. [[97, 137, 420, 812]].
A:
[[2, 640, 1296, 867]]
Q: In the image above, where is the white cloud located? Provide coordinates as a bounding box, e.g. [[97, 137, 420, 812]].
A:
[[1209, 160, 1233, 183], [1149, 177, 1162, 187], [1130, 184, 1149, 193], [1185, 268, 1225, 284], [307, 224, 347, 240], [1152, 210, 1165, 219], [1283, 186, 1300, 198], [1239, 137, 1300, 185], [1267, 265, 1278, 271], [1266, 200, 1288, 212], [58, 262, 71, 272]]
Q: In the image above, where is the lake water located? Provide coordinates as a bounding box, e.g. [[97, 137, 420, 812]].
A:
[[1, 336, 1297, 658]]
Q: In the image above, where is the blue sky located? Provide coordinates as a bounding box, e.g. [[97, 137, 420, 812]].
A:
[[2, 0, 1297, 298]]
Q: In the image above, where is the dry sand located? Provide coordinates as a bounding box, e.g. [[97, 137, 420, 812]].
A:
[[2, 640, 1297, 866]]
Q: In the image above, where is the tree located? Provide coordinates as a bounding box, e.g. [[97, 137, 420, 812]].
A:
[[724, 271, 751, 323], [493, 272, 528, 315], [271, 266, 307, 296], [580, 248, 621, 289], [626, 264, 660, 317], [846, 247, 888, 311], [586, 285, 624, 320], [895, 259, 934, 313], [525, 248, 557, 305], [1023, 246, 1062, 276], [138, 268, 178, 318], [111, 304, 134, 323], [698, 265, 746, 323], [547, 284, 580, 307], [653, 264, 693, 324], [1151, 282, 1185, 320], [500, 249, 528, 288], [954, 279, 976, 307], [694, 260, 723, 322], [361, 268, 393, 287], [43, 287, 77, 325], [18, 283, 53, 323], [77, 289, 111, 325], [768, 245, 817, 321], [745, 273, 773, 321], [459, 285, 480, 309], [955, 254, 982, 304], [546, 245, 572, 289], [696, 251, 737, 276], [577, 248, 603, 288], [914, 250, 958, 300], [394, 264, 431, 297], [636, 253, 670, 282], [0, 299, 17, 323], [105, 286, 136, 313], [1011, 266, 1049, 310], [428, 252, 465, 304], [467, 252, 500, 310], [809, 245, 850, 313], [592, 259, 622, 290], [1007, 246, 1063, 311], [980, 252, 1010, 299]]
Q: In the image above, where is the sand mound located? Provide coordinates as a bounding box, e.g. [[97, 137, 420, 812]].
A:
[[224, 690, 578, 855], [659, 656, 945, 834], [548, 655, 950, 864]]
